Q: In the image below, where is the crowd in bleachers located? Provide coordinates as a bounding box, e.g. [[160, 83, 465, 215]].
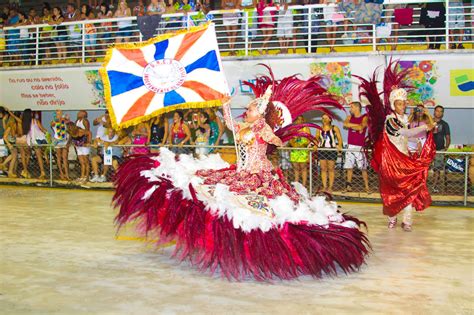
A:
[[0, 0, 472, 65]]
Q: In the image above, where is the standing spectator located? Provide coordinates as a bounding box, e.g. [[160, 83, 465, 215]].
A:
[[64, 3, 82, 59], [40, 5, 54, 63], [73, 110, 92, 182], [2, 116, 20, 178], [148, 114, 169, 153], [90, 127, 122, 182], [276, 1, 294, 54], [129, 122, 150, 155], [15, 11, 31, 64], [0, 107, 7, 174], [221, 0, 240, 55], [432, 105, 450, 193], [28, 8, 41, 24], [0, 15, 5, 65], [93, 110, 110, 140], [343, 101, 370, 193], [147, 0, 166, 15], [81, 4, 97, 62], [448, 0, 465, 49], [407, 104, 434, 155], [288, 116, 311, 187], [420, 2, 445, 50], [6, 7, 20, 64], [322, 0, 341, 53], [134, 0, 146, 16], [205, 108, 224, 152], [168, 110, 191, 154], [20, 109, 48, 179], [114, 0, 133, 43], [50, 109, 70, 180], [97, 3, 114, 51], [240, 0, 257, 51], [50, 7, 67, 60], [256, 0, 275, 53], [194, 111, 210, 157], [316, 113, 342, 193]]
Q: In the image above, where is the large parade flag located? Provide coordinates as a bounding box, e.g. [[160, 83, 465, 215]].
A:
[[100, 23, 229, 129]]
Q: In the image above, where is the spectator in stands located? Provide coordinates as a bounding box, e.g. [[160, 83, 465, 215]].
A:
[[205, 108, 224, 153], [0, 15, 5, 65], [134, 0, 146, 16], [408, 104, 434, 155], [49, 7, 67, 60], [114, 0, 133, 43], [64, 3, 82, 59], [288, 116, 311, 187], [72, 110, 92, 182], [316, 113, 342, 194], [1, 7, 9, 21], [50, 109, 70, 181], [448, 0, 465, 49], [168, 110, 191, 154], [240, 0, 257, 51], [256, 0, 275, 54], [6, 7, 20, 64], [147, 0, 166, 15], [343, 101, 370, 193], [194, 111, 211, 157], [97, 3, 114, 50], [39, 5, 54, 63], [432, 105, 450, 193], [93, 110, 110, 140], [28, 8, 41, 24], [148, 114, 169, 153], [15, 11, 31, 64], [277, 1, 294, 54], [322, 0, 341, 53], [185, 109, 200, 144], [129, 122, 150, 154], [221, 0, 240, 55], [420, 2, 445, 50], [81, 4, 97, 61], [90, 127, 122, 182]]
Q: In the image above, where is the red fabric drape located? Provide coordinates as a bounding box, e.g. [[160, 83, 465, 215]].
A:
[[372, 132, 436, 216]]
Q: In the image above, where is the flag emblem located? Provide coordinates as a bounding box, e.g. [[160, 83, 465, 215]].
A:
[[100, 23, 229, 129]]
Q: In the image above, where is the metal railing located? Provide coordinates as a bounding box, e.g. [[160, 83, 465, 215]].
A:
[[1, 0, 472, 68], [0, 142, 472, 206]]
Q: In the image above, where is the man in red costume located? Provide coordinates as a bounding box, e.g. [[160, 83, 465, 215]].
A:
[[373, 88, 436, 231]]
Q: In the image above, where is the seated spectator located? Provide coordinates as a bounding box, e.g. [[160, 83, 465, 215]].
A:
[[114, 0, 133, 43], [408, 104, 434, 155], [81, 4, 97, 61], [90, 127, 122, 182]]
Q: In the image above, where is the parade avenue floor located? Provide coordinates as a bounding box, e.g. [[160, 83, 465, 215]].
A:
[[1, 186, 473, 315]]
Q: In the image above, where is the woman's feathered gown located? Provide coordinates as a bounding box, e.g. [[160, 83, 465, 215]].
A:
[[113, 105, 370, 281]]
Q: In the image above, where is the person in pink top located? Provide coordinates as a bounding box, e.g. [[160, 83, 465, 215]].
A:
[[343, 101, 370, 193], [408, 104, 434, 155]]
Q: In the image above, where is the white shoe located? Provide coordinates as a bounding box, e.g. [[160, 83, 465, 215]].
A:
[[90, 175, 100, 183], [98, 175, 107, 183]]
